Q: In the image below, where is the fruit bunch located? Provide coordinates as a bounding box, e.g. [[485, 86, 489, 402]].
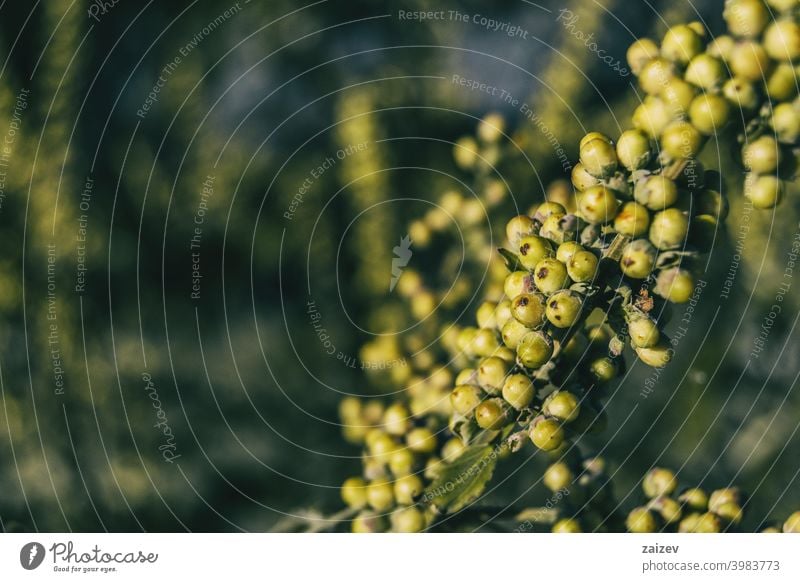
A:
[[627, 0, 799, 208], [626, 467, 800, 533]]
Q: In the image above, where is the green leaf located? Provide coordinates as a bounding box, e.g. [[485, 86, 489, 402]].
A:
[[498, 248, 522, 272], [423, 445, 499, 513]]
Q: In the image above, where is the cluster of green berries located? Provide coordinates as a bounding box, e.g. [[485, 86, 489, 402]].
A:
[[625, 467, 800, 533], [627, 0, 800, 209]]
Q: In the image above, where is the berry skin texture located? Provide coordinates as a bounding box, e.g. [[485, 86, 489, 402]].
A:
[[745, 174, 783, 209], [639, 58, 676, 95], [517, 235, 554, 270], [406, 427, 437, 454], [450, 385, 483, 415], [783, 511, 800, 533], [689, 94, 731, 135], [723, 77, 760, 112], [614, 201, 651, 237], [660, 121, 703, 159], [743, 136, 781, 174], [475, 397, 508, 430], [627, 507, 658, 532], [556, 241, 584, 264], [724, 0, 770, 38], [661, 78, 697, 117], [655, 268, 695, 303], [633, 96, 673, 138], [552, 518, 582, 533], [545, 290, 583, 328], [383, 403, 411, 435], [764, 19, 800, 62], [652, 496, 683, 524], [571, 162, 600, 191], [394, 474, 423, 505], [767, 62, 800, 101], [580, 135, 618, 178], [476, 301, 498, 329], [682, 512, 721, 533], [679, 488, 709, 512], [529, 418, 565, 451], [545, 391, 581, 423], [644, 467, 678, 498], [620, 239, 657, 279], [628, 316, 660, 348], [635, 340, 673, 368], [617, 129, 652, 171], [502, 318, 532, 349], [730, 41, 773, 82], [341, 477, 368, 509], [388, 448, 416, 477], [471, 328, 500, 357], [516, 330, 555, 369], [366, 478, 395, 511], [590, 357, 618, 383], [512, 293, 547, 328], [684, 54, 727, 90], [477, 356, 511, 393], [506, 215, 536, 247], [502, 373, 535, 410], [441, 437, 466, 461], [504, 271, 535, 299], [352, 511, 387, 533], [534, 258, 571, 294], [544, 462, 574, 491], [650, 208, 689, 250], [627, 38, 659, 75], [578, 185, 620, 224], [391, 507, 426, 533], [567, 250, 599, 283], [661, 24, 703, 64], [771, 102, 800, 143], [635, 175, 679, 210]]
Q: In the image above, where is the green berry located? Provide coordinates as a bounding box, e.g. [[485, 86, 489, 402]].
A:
[[660, 121, 703, 159], [724, 0, 770, 38], [578, 185, 620, 224], [454, 368, 476, 386], [679, 511, 721, 533], [391, 506, 425, 532], [689, 94, 731, 135], [743, 136, 781, 174], [639, 57, 676, 95], [783, 511, 800, 533], [512, 292, 548, 328], [383, 403, 411, 435], [504, 271, 535, 299], [715, 502, 743, 525], [708, 488, 742, 513], [571, 162, 600, 191], [517, 331, 554, 369], [368, 431, 398, 461], [544, 461, 574, 491], [366, 478, 395, 511], [652, 496, 683, 524], [771, 102, 800, 143], [580, 135, 618, 178], [764, 19, 800, 61], [475, 397, 509, 430], [635, 175, 679, 210], [655, 267, 695, 303], [454, 136, 479, 169], [766, 62, 798, 101], [744, 174, 783, 208], [768, 0, 798, 11], [352, 511, 387, 533], [684, 54, 727, 90], [661, 77, 697, 117], [502, 373, 535, 410], [650, 208, 689, 249], [506, 215, 536, 246], [477, 356, 511, 393], [661, 24, 703, 64], [529, 418, 565, 451], [472, 328, 501, 357], [635, 340, 673, 367], [633, 96, 673, 138], [627, 507, 658, 532], [545, 391, 581, 423], [476, 301, 498, 328], [579, 132, 612, 148], [679, 488, 709, 512], [552, 518, 582, 533], [534, 258, 571, 294], [590, 357, 618, 383], [628, 316, 660, 348], [556, 241, 584, 264], [450, 385, 483, 415], [620, 239, 657, 279], [517, 235, 555, 270], [478, 112, 505, 143], [627, 38, 659, 75], [722, 77, 760, 112], [441, 437, 466, 461], [502, 318, 532, 349], [567, 250, 599, 283], [695, 188, 729, 220], [342, 477, 368, 509], [494, 300, 513, 328], [644, 467, 678, 498], [616, 129, 652, 170], [406, 428, 437, 454], [614, 201, 651, 237], [388, 448, 416, 477], [545, 290, 583, 328], [708, 35, 735, 61], [730, 40, 772, 82], [534, 201, 568, 222]]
